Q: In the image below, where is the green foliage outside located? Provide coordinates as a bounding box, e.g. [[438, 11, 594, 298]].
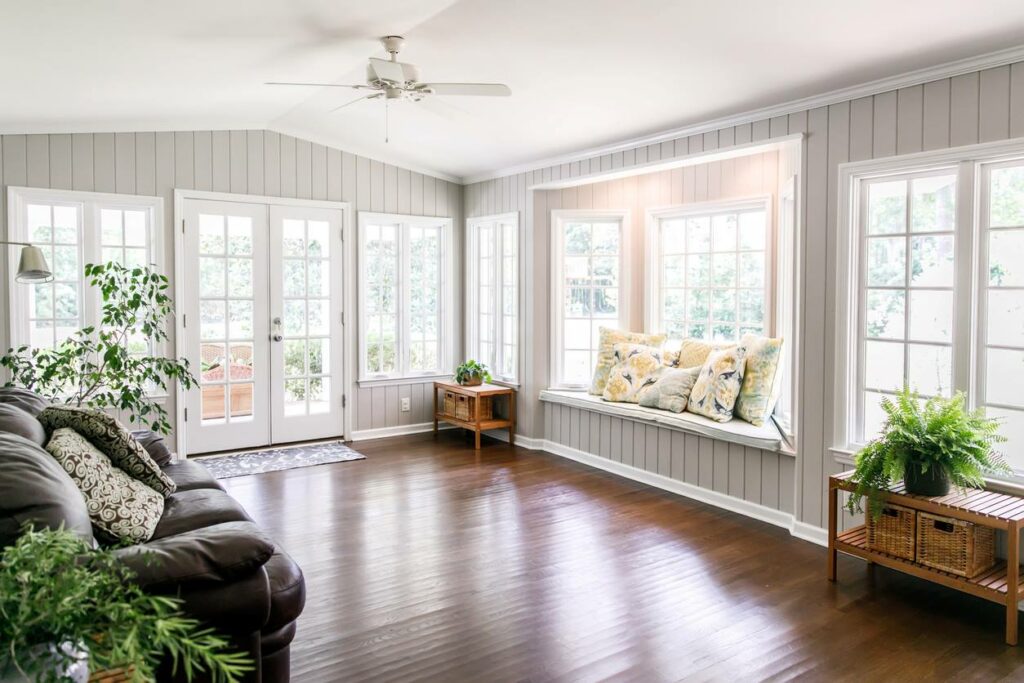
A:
[[847, 387, 1010, 519], [0, 527, 251, 683], [0, 263, 197, 435]]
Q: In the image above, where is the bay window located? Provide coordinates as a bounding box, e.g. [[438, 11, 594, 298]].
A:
[[550, 210, 629, 389], [466, 212, 519, 383], [358, 212, 453, 383]]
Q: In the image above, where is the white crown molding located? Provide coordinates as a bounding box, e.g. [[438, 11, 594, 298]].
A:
[[464, 43, 1024, 185], [266, 122, 463, 185]]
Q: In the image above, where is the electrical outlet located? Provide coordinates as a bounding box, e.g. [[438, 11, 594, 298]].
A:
[[400, 397, 411, 412]]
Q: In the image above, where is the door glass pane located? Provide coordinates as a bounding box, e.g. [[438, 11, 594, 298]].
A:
[[199, 213, 255, 424]]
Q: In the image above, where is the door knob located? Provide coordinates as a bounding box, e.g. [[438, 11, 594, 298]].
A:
[[272, 333, 283, 342], [272, 316, 283, 342]]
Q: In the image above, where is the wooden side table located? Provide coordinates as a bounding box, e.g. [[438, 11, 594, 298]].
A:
[[433, 380, 516, 449], [829, 470, 1024, 645]]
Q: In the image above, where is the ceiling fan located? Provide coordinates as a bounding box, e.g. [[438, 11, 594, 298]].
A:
[[266, 35, 511, 113]]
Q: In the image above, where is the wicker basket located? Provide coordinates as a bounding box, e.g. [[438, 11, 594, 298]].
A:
[[866, 503, 916, 560], [90, 667, 134, 683], [443, 390, 456, 417], [452, 394, 494, 422], [916, 511, 996, 577]]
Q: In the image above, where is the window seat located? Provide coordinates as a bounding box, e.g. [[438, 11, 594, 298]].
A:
[[539, 390, 785, 452]]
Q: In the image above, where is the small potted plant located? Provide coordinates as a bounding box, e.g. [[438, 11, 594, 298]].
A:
[[454, 360, 491, 387], [847, 387, 1011, 518], [0, 527, 252, 683]]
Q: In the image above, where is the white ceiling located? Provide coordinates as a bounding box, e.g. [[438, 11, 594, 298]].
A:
[[2, 0, 1024, 181]]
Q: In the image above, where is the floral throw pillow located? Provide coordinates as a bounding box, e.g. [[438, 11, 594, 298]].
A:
[[590, 327, 667, 395], [735, 334, 785, 426], [637, 366, 702, 413], [686, 346, 747, 422], [602, 344, 665, 403], [39, 406, 176, 497], [45, 428, 164, 543]]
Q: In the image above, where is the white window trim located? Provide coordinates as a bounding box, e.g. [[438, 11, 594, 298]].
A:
[[357, 211, 454, 386], [550, 208, 632, 390], [832, 136, 1024, 457], [643, 195, 774, 337], [5, 186, 165, 354], [465, 211, 520, 385], [775, 176, 800, 441]]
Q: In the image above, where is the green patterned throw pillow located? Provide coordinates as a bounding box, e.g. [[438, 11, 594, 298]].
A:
[[686, 346, 747, 422], [602, 344, 665, 403], [735, 334, 785, 426], [45, 428, 164, 543], [637, 366, 702, 413], [39, 406, 176, 497]]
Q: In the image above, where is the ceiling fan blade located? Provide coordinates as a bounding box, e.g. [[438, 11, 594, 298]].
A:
[[368, 57, 409, 84], [331, 92, 383, 112], [265, 82, 373, 89], [420, 83, 511, 97]]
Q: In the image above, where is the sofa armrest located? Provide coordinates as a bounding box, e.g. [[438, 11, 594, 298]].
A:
[[113, 521, 274, 590], [130, 429, 173, 466]]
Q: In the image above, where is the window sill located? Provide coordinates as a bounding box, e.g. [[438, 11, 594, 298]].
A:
[[540, 389, 788, 453], [358, 374, 452, 388]]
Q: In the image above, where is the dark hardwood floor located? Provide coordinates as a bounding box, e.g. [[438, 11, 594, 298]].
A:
[[221, 432, 1024, 682]]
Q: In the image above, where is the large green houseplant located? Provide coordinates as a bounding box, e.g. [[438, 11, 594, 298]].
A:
[[0, 527, 251, 682], [0, 263, 196, 436], [847, 388, 1011, 519]]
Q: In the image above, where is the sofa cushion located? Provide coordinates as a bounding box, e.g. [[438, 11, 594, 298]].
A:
[[130, 429, 173, 467], [0, 432, 93, 547], [262, 549, 306, 634], [161, 460, 224, 492], [45, 428, 164, 544], [112, 521, 274, 589], [0, 403, 47, 446], [0, 387, 50, 417], [151, 488, 251, 539], [39, 406, 176, 497]]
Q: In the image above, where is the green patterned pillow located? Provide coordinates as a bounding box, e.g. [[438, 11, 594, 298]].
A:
[[602, 344, 664, 403], [45, 428, 164, 543], [686, 346, 747, 422], [735, 334, 785, 426], [39, 406, 175, 497], [638, 366, 701, 413], [590, 327, 667, 395]]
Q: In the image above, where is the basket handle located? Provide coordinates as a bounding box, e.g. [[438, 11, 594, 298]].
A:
[[882, 508, 899, 518], [932, 520, 955, 533]]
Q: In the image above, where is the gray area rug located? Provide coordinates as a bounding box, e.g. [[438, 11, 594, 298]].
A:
[[198, 441, 365, 479]]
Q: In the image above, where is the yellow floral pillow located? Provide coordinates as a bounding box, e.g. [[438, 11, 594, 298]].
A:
[[663, 338, 733, 368], [601, 344, 665, 403], [589, 327, 667, 395], [735, 334, 785, 426], [686, 346, 747, 422]]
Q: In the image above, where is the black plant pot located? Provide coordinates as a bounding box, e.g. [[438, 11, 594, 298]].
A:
[[904, 464, 951, 497]]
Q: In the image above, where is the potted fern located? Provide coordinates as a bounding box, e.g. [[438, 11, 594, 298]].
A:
[[0, 527, 252, 683], [454, 360, 491, 387], [847, 388, 1011, 518]]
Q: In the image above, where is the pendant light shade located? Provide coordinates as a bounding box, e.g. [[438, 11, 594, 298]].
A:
[[15, 245, 52, 283]]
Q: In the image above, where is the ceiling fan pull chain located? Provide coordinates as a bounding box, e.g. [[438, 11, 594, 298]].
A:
[[385, 98, 390, 144]]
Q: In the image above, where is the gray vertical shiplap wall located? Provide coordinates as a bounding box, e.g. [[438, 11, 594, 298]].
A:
[[0, 130, 463, 449], [543, 402, 795, 514], [465, 61, 1024, 532]]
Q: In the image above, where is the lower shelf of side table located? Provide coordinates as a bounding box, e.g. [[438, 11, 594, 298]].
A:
[[836, 525, 1022, 604]]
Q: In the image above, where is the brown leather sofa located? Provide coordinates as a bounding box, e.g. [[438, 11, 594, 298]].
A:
[[0, 388, 305, 682]]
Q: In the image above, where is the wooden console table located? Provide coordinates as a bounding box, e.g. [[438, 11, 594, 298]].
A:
[[433, 381, 516, 449], [829, 470, 1024, 644]]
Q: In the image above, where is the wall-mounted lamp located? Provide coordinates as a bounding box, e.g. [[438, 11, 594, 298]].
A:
[[0, 242, 52, 283]]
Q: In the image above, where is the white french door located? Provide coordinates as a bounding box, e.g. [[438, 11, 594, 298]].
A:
[[181, 198, 345, 455]]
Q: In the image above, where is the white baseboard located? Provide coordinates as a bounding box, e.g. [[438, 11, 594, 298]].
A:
[[350, 422, 454, 441], [482, 429, 545, 450], [540, 438, 827, 547]]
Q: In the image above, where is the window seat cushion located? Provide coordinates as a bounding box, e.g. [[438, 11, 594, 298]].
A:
[[540, 389, 784, 452]]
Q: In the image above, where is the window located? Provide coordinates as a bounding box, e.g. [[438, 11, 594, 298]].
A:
[[550, 210, 629, 389], [980, 161, 1024, 474], [835, 142, 1024, 475], [647, 199, 770, 343], [467, 213, 519, 383], [6, 187, 162, 353], [358, 212, 453, 382]]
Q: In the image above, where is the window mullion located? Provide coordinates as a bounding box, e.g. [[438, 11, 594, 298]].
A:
[[953, 160, 977, 400]]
